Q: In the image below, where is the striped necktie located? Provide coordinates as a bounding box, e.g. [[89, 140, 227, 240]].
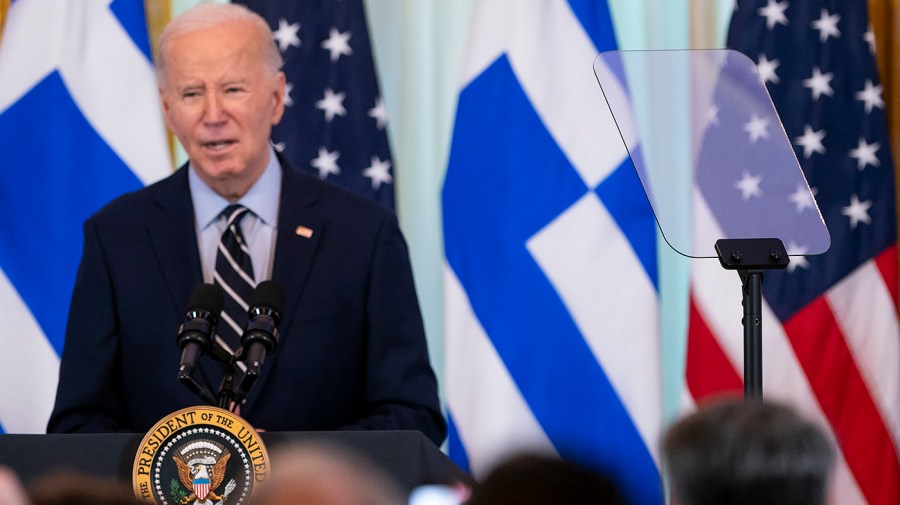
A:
[[213, 204, 255, 356]]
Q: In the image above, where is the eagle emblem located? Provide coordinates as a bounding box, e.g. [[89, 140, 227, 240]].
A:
[[173, 440, 236, 504]]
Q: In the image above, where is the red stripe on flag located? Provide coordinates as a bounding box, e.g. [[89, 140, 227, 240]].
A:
[[685, 295, 743, 402], [874, 244, 898, 308], [783, 297, 900, 505]]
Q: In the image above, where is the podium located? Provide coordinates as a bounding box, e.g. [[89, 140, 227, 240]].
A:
[[0, 431, 470, 493]]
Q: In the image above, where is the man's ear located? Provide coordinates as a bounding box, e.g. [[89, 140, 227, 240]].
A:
[[159, 89, 174, 130], [271, 71, 286, 125]]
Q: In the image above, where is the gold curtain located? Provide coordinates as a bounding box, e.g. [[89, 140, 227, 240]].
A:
[[144, 0, 177, 167], [146, 0, 170, 63], [688, 0, 729, 49], [869, 0, 900, 252], [0, 0, 10, 39]]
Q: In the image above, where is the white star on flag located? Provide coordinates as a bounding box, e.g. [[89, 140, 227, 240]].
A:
[[284, 82, 294, 107], [788, 184, 817, 213], [785, 241, 810, 273], [864, 26, 876, 55], [363, 155, 392, 189], [849, 137, 880, 170], [316, 88, 347, 122], [794, 124, 826, 158], [855, 79, 884, 114], [735, 170, 763, 201], [803, 67, 835, 101], [368, 98, 388, 129], [273, 19, 301, 52], [758, 0, 789, 30], [249, 1, 396, 208], [841, 194, 872, 229], [743, 113, 771, 143], [311, 147, 341, 179], [756, 54, 780, 84], [321, 27, 353, 62], [811, 8, 841, 42]]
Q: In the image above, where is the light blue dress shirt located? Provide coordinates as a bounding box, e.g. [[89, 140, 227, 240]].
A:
[[189, 146, 281, 285]]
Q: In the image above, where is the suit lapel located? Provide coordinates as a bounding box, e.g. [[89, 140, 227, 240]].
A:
[[146, 167, 217, 393], [147, 166, 203, 318], [243, 162, 324, 412]]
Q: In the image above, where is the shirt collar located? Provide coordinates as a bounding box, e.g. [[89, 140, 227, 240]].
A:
[[189, 145, 282, 230]]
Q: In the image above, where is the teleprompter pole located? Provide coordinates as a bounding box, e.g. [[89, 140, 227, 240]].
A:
[[740, 270, 764, 398], [715, 238, 789, 399]]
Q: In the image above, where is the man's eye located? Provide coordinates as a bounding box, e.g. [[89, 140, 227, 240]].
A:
[[182, 91, 200, 98], [225, 87, 244, 93]]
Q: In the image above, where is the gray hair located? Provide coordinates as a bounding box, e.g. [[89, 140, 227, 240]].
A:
[[662, 398, 835, 505], [156, 3, 283, 86]]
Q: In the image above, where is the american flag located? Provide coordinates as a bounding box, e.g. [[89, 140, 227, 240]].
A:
[[687, 2, 900, 505], [238, 0, 395, 209]]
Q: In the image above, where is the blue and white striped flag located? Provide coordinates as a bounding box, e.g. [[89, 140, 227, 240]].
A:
[[442, 1, 661, 504], [0, 0, 169, 433]]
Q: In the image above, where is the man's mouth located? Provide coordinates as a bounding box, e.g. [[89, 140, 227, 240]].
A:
[[202, 140, 236, 150]]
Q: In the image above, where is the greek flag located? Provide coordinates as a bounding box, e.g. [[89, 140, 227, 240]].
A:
[[442, 1, 661, 504], [0, 0, 169, 433]]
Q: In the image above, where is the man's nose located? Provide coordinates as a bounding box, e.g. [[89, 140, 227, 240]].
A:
[[203, 92, 227, 124]]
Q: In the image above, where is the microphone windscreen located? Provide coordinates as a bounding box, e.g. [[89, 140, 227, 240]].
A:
[[187, 283, 225, 314], [250, 280, 285, 313]]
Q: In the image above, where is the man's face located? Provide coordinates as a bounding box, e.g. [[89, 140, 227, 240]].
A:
[[159, 21, 285, 200]]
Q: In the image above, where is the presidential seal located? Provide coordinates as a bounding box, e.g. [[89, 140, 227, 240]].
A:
[[133, 406, 268, 505]]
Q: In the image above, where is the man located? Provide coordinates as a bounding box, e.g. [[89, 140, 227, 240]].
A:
[[661, 398, 834, 505], [47, 3, 445, 445]]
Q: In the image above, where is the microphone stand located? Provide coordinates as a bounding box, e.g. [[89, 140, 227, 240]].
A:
[[217, 359, 240, 410], [176, 288, 224, 407], [216, 348, 258, 411], [214, 281, 285, 412], [216, 351, 256, 411], [180, 369, 218, 406]]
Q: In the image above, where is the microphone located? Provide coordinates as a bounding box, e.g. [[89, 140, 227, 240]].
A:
[[177, 283, 224, 404], [239, 280, 284, 392]]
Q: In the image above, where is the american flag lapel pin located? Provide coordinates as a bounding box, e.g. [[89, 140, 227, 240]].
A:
[[295, 225, 314, 238]]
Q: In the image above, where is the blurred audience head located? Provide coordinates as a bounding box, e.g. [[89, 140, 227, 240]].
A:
[[29, 472, 144, 505], [252, 441, 404, 505], [662, 398, 834, 505], [0, 467, 28, 505], [464, 453, 626, 505]]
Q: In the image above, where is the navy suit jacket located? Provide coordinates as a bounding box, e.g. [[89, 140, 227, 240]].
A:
[[47, 162, 445, 445]]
